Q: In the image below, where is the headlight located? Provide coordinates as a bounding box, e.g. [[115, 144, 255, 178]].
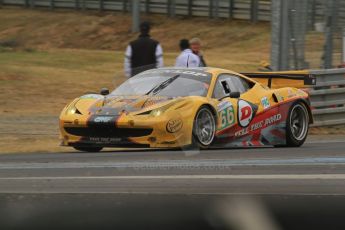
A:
[[137, 99, 184, 117], [65, 100, 81, 115], [151, 109, 163, 117], [149, 101, 178, 117], [67, 106, 77, 115], [137, 102, 173, 117]]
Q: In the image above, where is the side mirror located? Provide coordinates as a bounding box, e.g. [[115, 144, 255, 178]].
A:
[[229, 92, 240, 98], [218, 91, 241, 101], [100, 88, 110, 96]]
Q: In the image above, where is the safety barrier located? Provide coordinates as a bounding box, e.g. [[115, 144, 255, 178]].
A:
[[310, 68, 345, 127]]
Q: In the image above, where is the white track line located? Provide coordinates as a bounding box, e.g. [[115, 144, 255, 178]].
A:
[[1, 174, 345, 180], [1, 157, 345, 169]]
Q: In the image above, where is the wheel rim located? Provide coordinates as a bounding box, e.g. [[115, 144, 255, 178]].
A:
[[195, 108, 215, 146], [289, 104, 309, 141]]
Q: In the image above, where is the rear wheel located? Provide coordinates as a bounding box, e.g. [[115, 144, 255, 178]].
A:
[[73, 146, 103, 152], [285, 102, 309, 147], [191, 106, 216, 149]]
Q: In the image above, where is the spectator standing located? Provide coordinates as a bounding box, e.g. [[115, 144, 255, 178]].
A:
[[124, 22, 164, 77], [190, 37, 207, 67], [175, 39, 200, 68]]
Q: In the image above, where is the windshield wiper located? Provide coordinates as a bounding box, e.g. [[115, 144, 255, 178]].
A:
[[145, 75, 180, 96]]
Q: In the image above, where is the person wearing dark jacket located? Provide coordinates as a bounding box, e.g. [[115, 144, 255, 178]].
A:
[[124, 22, 164, 77]]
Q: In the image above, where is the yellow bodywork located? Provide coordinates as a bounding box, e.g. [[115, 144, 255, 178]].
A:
[[59, 67, 312, 149]]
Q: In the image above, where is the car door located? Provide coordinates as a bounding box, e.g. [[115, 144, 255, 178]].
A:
[[213, 74, 241, 133], [213, 73, 259, 136]]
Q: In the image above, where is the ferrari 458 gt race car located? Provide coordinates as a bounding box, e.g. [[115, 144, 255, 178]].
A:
[[59, 67, 316, 152]]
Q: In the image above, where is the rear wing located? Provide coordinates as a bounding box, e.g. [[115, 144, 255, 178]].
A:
[[241, 71, 317, 89]]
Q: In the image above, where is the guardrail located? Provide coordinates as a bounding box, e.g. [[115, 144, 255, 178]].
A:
[[310, 68, 345, 127]]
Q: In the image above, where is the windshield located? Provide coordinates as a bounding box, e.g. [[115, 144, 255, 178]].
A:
[[111, 69, 212, 97]]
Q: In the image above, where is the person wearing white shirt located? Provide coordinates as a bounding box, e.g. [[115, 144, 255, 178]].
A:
[[175, 39, 200, 68], [190, 37, 207, 67]]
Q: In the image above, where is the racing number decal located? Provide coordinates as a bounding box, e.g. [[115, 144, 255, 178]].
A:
[[218, 101, 235, 130]]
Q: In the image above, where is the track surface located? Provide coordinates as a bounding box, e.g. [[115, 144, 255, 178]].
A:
[[1, 136, 345, 194], [1, 136, 345, 229]]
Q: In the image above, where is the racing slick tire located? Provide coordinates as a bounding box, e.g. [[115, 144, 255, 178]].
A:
[[191, 106, 216, 149], [279, 102, 309, 147], [73, 146, 103, 152]]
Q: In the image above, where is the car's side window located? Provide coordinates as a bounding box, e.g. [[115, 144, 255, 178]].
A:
[[213, 75, 231, 99], [213, 74, 251, 99], [227, 75, 249, 93]]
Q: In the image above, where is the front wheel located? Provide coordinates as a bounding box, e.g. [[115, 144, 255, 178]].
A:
[[73, 146, 103, 152], [285, 102, 310, 147], [191, 106, 216, 149]]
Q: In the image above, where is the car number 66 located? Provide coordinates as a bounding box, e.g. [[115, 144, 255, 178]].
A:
[[219, 106, 235, 130]]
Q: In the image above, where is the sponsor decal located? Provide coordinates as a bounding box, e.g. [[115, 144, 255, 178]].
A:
[[264, 113, 282, 126], [218, 101, 235, 130], [166, 119, 183, 133], [261, 97, 271, 109], [297, 89, 307, 96], [80, 94, 104, 99], [89, 137, 121, 143], [217, 101, 232, 111], [287, 89, 295, 98], [93, 116, 113, 123], [144, 69, 209, 77], [238, 100, 255, 127], [235, 113, 282, 137]]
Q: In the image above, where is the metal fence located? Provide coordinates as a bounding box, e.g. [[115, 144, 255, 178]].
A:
[[0, 0, 272, 22], [271, 0, 345, 72], [309, 0, 345, 26], [310, 68, 345, 126], [2, 0, 345, 24]]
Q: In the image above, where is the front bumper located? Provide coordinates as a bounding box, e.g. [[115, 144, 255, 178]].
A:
[[59, 114, 191, 148]]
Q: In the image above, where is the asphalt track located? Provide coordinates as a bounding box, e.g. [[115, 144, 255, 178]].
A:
[[1, 136, 345, 194], [1, 136, 345, 229]]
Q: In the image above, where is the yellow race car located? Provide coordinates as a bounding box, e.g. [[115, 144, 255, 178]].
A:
[[59, 67, 316, 152]]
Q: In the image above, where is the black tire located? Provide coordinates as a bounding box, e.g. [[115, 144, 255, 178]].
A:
[[285, 102, 310, 147], [73, 146, 103, 152], [190, 106, 216, 149]]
